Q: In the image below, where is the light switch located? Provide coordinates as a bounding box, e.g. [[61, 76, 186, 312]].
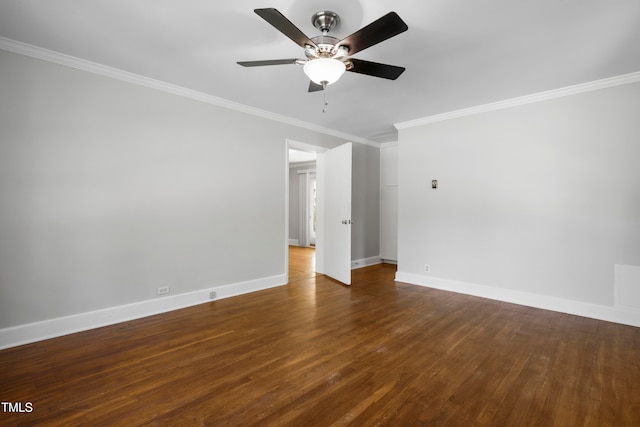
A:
[[432, 180, 438, 189]]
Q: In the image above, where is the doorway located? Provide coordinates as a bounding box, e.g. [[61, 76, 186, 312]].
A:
[[286, 140, 325, 283], [286, 140, 320, 282], [285, 139, 352, 285]]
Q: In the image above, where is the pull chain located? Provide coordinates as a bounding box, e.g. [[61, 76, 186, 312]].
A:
[[322, 81, 328, 113]]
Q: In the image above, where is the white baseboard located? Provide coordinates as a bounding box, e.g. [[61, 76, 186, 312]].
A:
[[395, 272, 640, 328], [351, 256, 382, 269], [288, 239, 300, 246], [0, 274, 286, 350]]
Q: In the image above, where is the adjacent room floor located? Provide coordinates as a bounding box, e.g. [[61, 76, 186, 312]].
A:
[[288, 245, 316, 281]]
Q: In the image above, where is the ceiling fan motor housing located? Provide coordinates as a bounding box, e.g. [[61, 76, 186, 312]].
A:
[[305, 35, 348, 60]]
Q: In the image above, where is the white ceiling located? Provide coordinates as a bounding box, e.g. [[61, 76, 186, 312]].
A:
[[1, 0, 639, 144]]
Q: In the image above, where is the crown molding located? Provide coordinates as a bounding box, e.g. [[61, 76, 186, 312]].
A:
[[380, 141, 398, 149], [367, 127, 398, 144], [395, 71, 640, 130], [0, 37, 379, 148], [289, 161, 316, 169]]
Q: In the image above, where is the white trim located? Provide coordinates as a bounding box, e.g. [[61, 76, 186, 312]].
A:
[[287, 139, 329, 154], [395, 272, 640, 328], [0, 274, 286, 350], [379, 141, 398, 149], [0, 37, 379, 148], [368, 128, 398, 143], [296, 168, 316, 174], [288, 239, 300, 246], [290, 162, 316, 170], [284, 141, 290, 284], [351, 256, 382, 269], [395, 71, 640, 129]]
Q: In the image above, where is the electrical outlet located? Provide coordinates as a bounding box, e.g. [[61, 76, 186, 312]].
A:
[[209, 291, 217, 300], [157, 286, 170, 295], [424, 264, 430, 273]]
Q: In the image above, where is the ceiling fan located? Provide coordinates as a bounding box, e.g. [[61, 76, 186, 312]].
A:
[[237, 8, 408, 93]]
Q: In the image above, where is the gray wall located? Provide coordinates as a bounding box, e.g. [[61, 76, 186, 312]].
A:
[[352, 142, 380, 260], [398, 81, 640, 307], [0, 50, 380, 328]]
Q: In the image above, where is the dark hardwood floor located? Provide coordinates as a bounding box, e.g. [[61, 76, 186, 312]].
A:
[[1, 247, 639, 425]]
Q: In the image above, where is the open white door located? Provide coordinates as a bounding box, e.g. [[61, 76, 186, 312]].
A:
[[316, 143, 352, 285]]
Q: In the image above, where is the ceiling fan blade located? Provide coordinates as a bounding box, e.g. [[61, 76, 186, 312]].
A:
[[337, 12, 408, 56], [254, 8, 317, 49], [237, 59, 300, 67], [348, 58, 406, 80], [308, 81, 324, 92]]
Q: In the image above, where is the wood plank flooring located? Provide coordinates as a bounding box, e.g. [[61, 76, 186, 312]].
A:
[[288, 245, 316, 281], [1, 248, 639, 425]]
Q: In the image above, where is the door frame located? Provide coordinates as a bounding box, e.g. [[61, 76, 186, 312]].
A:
[[285, 139, 327, 283]]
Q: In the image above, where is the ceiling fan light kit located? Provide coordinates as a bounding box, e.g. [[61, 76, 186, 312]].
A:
[[237, 7, 408, 110], [303, 58, 346, 85]]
